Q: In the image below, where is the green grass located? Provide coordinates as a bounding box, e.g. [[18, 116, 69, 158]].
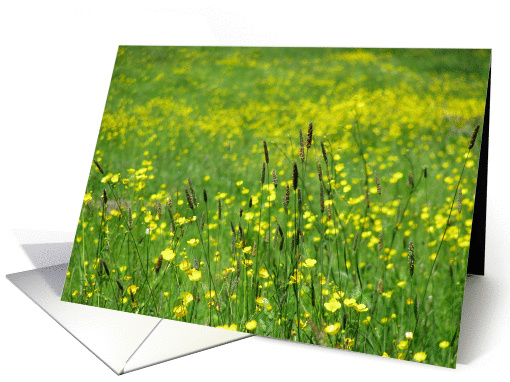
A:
[[62, 46, 490, 368]]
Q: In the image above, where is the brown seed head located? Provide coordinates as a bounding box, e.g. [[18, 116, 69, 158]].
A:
[[102, 189, 108, 206], [263, 140, 269, 164], [185, 188, 194, 210], [292, 162, 299, 191], [320, 141, 328, 164], [408, 240, 415, 277], [319, 184, 325, 214], [306, 122, 313, 149], [374, 171, 381, 196], [156, 202, 162, 220], [93, 159, 105, 175], [469, 125, 480, 150], [272, 169, 278, 189], [155, 254, 163, 274]]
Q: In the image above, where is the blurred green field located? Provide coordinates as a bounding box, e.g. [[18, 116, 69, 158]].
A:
[[62, 46, 490, 367]]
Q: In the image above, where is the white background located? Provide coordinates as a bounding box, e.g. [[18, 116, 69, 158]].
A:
[[1, 1, 509, 380]]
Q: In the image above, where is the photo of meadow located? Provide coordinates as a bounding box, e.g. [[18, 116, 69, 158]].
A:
[[62, 46, 490, 367]]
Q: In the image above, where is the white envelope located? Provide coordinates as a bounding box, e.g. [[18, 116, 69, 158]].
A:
[[7, 232, 251, 375]]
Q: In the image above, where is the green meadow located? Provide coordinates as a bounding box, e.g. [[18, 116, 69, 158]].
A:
[[62, 46, 490, 367]]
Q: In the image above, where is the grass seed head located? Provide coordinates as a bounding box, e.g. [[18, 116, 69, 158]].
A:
[[156, 202, 162, 220], [469, 125, 480, 150], [93, 159, 105, 175], [377, 278, 384, 294], [185, 187, 194, 210], [293, 162, 299, 191], [408, 240, 415, 277], [263, 140, 269, 164], [320, 183, 325, 214], [218, 199, 222, 219], [320, 141, 328, 164], [408, 171, 415, 188], [423, 166, 428, 179], [272, 169, 278, 189], [261, 162, 266, 184], [374, 171, 381, 195], [155, 254, 163, 274], [187, 178, 197, 206], [306, 122, 313, 149], [203, 188, 208, 203], [249, 196, 253, 208], [231, 231, 236, 254], [317, 162, 323, 182], [102, 189, 108, 206]]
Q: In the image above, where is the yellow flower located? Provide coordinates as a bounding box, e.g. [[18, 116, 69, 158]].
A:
[[174, 305, 188, 318], [111, 173, 120, 183], [127, 284, 138, 295], [187, 238, 199, 246], [216, 324, 238, 331], [179, 260, 191, 271], [413, 352, 427, 362], [83, 192, 93, 204], [245, 320, 257, 331], [205, 290, 216, 299], [382, 352, 390, 358], [439, 341, 450, 348], [259, 268, 269, 278], [289, 269, 303, 284], [343, 298, 357, 307], [354, 303, 368, 312], [324, 323, 341, 335], [180, 292, 193, 305], [398, 340, 408, 350], [161, 247, 176, 261], [324, 298, 341, 312], [242, 259, 253, 267], [186, 268, 202, 281], [242, 246, 252, 254], [303, 258, 317, 268]]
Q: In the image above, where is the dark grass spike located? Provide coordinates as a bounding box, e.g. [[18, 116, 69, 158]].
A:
[[93, 159, 105, 175], [272, 169, 278, 189], [469, 125, 480, 150], [306, 122, 313, 149], [408, 240, 415, 277], [155, 254, 163, 274], [293, 162, 298, 191], [320, 141, 328, 164], [263, 140, 269, 164]]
